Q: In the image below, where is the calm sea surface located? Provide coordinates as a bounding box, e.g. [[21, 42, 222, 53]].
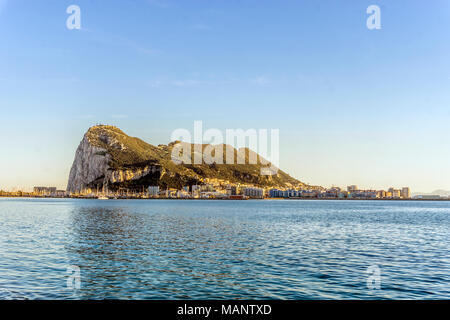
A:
[[0, 198, 449, 299]]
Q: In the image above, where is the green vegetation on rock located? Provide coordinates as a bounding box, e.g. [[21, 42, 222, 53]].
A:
[[70, 125, 315, 191]]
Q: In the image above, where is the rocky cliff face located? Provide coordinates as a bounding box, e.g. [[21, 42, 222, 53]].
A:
[[66, 135, 111, 193], [66, 125, 162, 193], [66, 125, 310, 193]]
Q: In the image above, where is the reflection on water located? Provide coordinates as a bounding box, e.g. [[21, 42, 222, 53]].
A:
[[0, 198, 449, 299]]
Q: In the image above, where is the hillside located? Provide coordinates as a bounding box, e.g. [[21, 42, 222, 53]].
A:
[[66, 125, 313, 193]]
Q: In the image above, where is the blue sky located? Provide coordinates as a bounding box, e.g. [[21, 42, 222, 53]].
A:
[[0, 0, 449, 192]]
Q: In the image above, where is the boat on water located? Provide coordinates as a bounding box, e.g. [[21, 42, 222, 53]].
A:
[[97, 185, 110, 199]]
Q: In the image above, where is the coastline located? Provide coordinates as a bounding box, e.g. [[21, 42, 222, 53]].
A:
[[0, 196, 449, 201]]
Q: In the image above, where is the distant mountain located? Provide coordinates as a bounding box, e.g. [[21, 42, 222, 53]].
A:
[[412, 190, 450, 197], [67, 125, 315, 193]]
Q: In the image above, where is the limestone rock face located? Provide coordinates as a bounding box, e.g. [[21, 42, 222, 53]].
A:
[[66, 135, 111, 193], [66, 125, 312, 193], [66, 125, 158, 193]]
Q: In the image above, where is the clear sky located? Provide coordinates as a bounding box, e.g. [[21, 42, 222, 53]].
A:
[[0, 0, 449, 192]]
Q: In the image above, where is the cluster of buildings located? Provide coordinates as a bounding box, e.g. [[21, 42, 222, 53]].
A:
[[0, 187, 67, 198], [0, 190, 33, 197], [59, 178, 269, 200], [4, 181, 450, 201], [146, 182, 265, 199], [33, 187, 67, 197], [268, 186, 411, 200], [144, 181, 413, 200]]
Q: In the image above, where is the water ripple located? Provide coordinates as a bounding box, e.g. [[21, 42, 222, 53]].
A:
[[0, 199, 449, 299]]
